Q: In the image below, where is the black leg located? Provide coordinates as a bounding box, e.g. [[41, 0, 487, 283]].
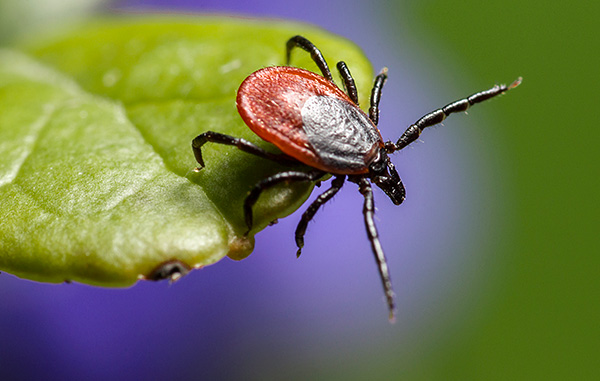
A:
[[336, 61, 359, 105], [390, 77, 522, 152], [286, 35, 333, 82], [244, 170, 326, 235], [369, 68, 388, 126], [295, 175, 346, 257], [357, 178, 396, 322], [192, 131, 297, 168]]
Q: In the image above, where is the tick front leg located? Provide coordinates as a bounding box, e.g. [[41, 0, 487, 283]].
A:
[[244, 170, 326, 235], [390, 77, 522, 152], [295, 175, 346, 258], [357, 178, 396, 322], [192, 131, 296, 168]]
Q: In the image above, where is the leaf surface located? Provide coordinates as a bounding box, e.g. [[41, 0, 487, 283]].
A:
[[0, 17, 373, 285]]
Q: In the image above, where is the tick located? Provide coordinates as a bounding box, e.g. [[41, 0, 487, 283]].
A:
[[192, 35, 521, 321]]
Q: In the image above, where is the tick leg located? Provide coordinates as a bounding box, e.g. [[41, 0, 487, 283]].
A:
[[244, 170, 326, 235], [295, 175, 346, 258], [336, 62, 359, 105], [357, 178, 396, 322], [286, 35, 333, 82], [369, 68, 388, 126], [192, 131, 296, 168], [390, 77, 522, 152]]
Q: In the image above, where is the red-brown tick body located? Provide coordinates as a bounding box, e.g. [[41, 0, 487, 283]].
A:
[[192, 35, 521, 321], [237, 66, 384, 175]]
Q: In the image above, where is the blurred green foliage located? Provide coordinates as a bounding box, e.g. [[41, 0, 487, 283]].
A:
[[0, 18, 374, 285], [378, 1, 599, 379]]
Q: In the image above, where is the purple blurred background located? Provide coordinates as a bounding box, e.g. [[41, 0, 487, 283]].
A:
[[0, 0, 507, 379]]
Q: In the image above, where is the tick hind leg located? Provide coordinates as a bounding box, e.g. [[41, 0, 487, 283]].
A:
[[295, 175, 346, 258], [244, 170, 326, 235], [357, 178, 396, 322], [192, 131, 297, 168], [286, 35, 333, 81], [388, 77, 522, 152]]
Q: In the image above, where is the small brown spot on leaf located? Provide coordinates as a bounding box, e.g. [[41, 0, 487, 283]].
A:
[[227, 235, 254, 261], [146, 260, 191, 282]]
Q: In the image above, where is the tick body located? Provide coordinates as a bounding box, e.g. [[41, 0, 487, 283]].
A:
[[237, 66, 383, 174], [192, 35, 521, 321]]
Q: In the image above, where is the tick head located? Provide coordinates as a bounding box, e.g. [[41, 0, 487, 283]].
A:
[[369, 149, 405, 205]]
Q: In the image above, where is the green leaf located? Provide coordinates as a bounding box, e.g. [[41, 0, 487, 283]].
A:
[[0, 17, 373, 285]]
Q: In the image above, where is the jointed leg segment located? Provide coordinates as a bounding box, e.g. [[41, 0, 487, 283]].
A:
[[357, 178, 396, 321], [286, 36, 364, 106], [336, 61, 359, 105], [192, 131, 297, 168], [369, 68, 388, 126], [244, 170, 326, 235], [295, 175, 346, 257], [390, 77, 522, 152], [286, 35, 333, 81]]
